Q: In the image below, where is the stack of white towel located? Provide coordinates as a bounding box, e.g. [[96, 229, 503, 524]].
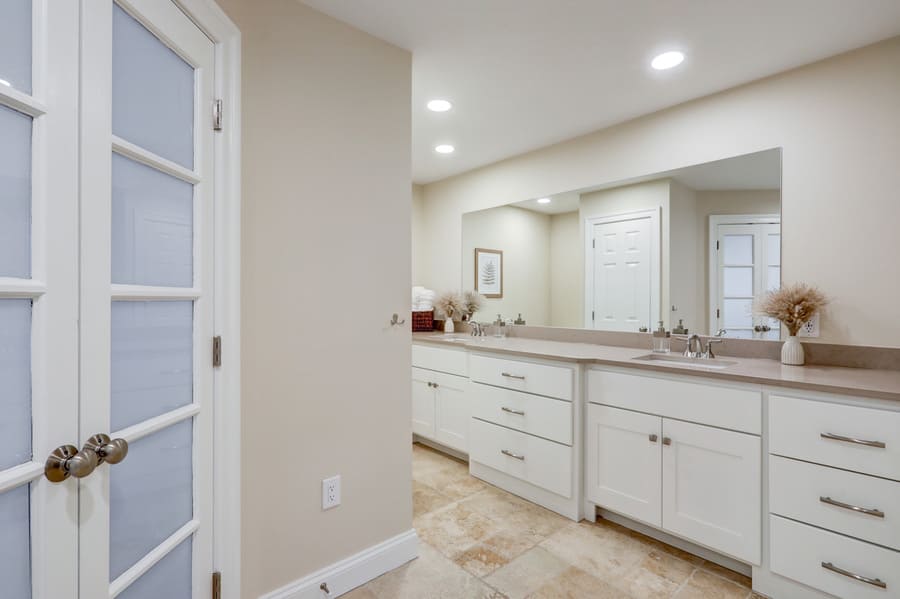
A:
[[412, 286, 435, 312]]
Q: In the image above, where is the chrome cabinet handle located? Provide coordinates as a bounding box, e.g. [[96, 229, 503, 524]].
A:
[[83, 433, 129, 465], [426, 382, 439, 388], [821, 562, 887, 589], [821, 432, 886, 449], [501, 407, 526, 416], [662, 437, 672, 446], [44, 445, 100, 483], [649, 434, 658, 443], [501, 372, 526, 380], [501, 449, 525, 461], [820, 496, 885, 518]]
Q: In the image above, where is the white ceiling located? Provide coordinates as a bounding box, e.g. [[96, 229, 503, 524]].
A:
[[301, 0, 900, 184]]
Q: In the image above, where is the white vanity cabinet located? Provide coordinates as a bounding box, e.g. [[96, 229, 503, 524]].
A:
[[586, 368, 762, 565], [411, 344, 470, 454]]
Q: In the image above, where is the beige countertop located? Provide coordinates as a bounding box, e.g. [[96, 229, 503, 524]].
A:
[[413, 333, 900, 402]]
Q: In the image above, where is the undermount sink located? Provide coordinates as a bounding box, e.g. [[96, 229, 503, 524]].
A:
[[427, 333, 472, 343], [633, 353, 737, 370]]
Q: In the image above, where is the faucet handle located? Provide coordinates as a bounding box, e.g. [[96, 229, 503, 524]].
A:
[[705, 337, 725, 358]]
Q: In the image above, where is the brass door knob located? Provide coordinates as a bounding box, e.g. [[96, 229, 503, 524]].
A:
[[83, 433, 129, 465], [44, 445, 100, 483]]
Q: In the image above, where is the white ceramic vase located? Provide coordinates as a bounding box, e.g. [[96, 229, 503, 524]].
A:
[[781, 334, 804, 365], [443, 317, 455, 333]]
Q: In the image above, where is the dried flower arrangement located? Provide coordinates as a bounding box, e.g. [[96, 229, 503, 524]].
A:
[[462, 290, 485, 321], [434, 291, 465, 321], [756, 283, 828, 336]]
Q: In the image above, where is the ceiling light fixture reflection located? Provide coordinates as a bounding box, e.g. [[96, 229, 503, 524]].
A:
[[537, 198, 551, 204], [427, 99, 453, 112], [0, 79, 10, 87], [651, 51, 685, 70], [435, 144, 455, 154]]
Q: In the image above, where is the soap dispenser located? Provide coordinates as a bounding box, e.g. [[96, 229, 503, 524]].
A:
[[492, 314, 506, 338], [672, 319, 688, 335], [652, 321, 671, 353], [514, 313, 526, 325]]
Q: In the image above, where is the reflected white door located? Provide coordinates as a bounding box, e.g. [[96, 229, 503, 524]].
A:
[[589, 215, 654, 332], [0, 2, 80, 598], [79, 1, 216, 598], [714, 222, 781, 339]]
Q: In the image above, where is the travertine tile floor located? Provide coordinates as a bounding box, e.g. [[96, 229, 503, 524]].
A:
[[345, 443, 761, 599]]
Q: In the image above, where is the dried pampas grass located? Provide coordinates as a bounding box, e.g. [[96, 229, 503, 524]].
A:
[[463, 290, 485, 320], [756, 283, 828, 336], [435, 291, 465, 320]]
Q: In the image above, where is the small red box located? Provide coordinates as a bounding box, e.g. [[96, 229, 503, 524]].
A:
[[411, 310, 435, 332]]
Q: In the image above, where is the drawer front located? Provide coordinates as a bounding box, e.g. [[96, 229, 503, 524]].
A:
[[470, 383, 572, 445], [770, 456, 900, 550], [469, 354, 573, 401], [770, 395, 900, 481], [469, 418, 572, 498], [587, 369, 761, 434], [412, 343, 468, 377], [770, 515, 900, 599]]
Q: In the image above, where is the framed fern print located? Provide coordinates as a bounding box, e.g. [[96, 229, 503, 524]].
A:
[[475, 248, 503, 298]]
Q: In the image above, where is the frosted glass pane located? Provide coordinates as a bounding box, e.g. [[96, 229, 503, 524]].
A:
[[119, 537, 191, 599], [767, 267, 781, 291], [0, 0, 32, 94], [767, 234, 781, 266], [723, 298, 753, 328], [0, 300, 32, 471], [722, 234, 753, 265], [0, 485, 31, 599], [110, 419, 193, 580], [113, 4, 194, 169], [0, 104, 32, 278], [111, 301, 193, 432], [723, 267, 753, 298], [111, 153, 193, 287]]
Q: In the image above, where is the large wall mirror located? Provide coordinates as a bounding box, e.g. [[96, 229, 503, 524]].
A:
[[461, 148, 782, 339]]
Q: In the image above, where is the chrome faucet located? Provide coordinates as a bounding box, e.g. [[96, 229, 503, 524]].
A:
[[470, 322, 486, 337], [683, 334, 703, 358]]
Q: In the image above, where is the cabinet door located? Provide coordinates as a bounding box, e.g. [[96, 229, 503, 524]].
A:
[[411, 367, 435, 438], [586, 404, 662, 527], [433, 372, 470, 453], [662, 419, 761, 564]]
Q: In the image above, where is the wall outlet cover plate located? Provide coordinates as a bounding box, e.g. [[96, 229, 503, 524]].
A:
[[322, 475, 341, 510], [797, 314, 820, 338]]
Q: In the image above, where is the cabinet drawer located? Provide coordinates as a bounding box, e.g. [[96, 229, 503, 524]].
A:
[[769, 395, 900, 480], [412, 343, 467, 376], [771, 515, 900, 599], [587, 369, 761, 434], [470, 383, 572, 445], [770, 456, 900, 550], [469, 418, 572, 498], [469, 354, 573, 401]]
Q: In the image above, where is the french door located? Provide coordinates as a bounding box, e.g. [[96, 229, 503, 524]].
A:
[[1, 1, 217, 597]]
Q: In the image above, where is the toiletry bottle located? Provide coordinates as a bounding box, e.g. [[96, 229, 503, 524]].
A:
[[672, 319, 688, 335], [652, 321, 671, 353], [514, 313, 526, 325], [493, 314, 504, 338]]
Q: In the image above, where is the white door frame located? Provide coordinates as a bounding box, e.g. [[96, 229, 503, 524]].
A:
[[174, 2, 242, 597], [583, 208, 661, 330], [707, 214, 780, 336]]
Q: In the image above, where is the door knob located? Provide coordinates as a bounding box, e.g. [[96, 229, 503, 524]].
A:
[[83, 433, 129, 465], [44, 445, 100, 483]]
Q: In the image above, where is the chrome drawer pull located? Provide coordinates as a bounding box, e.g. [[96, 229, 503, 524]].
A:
[[821, 562, 887, 589], [501, 372, 526, 380], [820, 432, 886, 448], [820, 496, 885, 518], [501, 407, 526, 416], [501, 449, 525, 461]]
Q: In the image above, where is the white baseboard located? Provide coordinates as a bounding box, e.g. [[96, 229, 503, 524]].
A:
[[259, 530, 419, 599]]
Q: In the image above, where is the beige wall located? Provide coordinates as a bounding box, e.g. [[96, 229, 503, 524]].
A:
[[669, 181, 701, 333], [418, 38, 900, 347], [216, 1, 412, 597], [461, 206, 551, 324], [549, 211, 582, 327], [412, 184, 426, 286]]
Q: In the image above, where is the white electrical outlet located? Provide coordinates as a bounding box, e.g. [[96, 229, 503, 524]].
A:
[[322, 475, 341, 510], [798, 314, 820, 338]]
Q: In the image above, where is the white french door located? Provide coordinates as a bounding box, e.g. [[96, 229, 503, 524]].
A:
[[1, 1, 217, 598]]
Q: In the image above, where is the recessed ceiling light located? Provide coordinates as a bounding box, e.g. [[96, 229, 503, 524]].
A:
[[427, 99, 453, 112], [0, 78, 10, 87], [651, 51, 685, 70], [435, 144, 455, 154], [537, 198, 551, 204]]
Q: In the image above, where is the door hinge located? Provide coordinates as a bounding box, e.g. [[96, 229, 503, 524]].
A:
[[212, 571, 222, 599], [716, 240, 720, 250], [592, 310, 595, 321], [716, 308, 720, 319], [592, 239, 596, 249], [213, 99, 223, 131], [213, 336, 222, 368]]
